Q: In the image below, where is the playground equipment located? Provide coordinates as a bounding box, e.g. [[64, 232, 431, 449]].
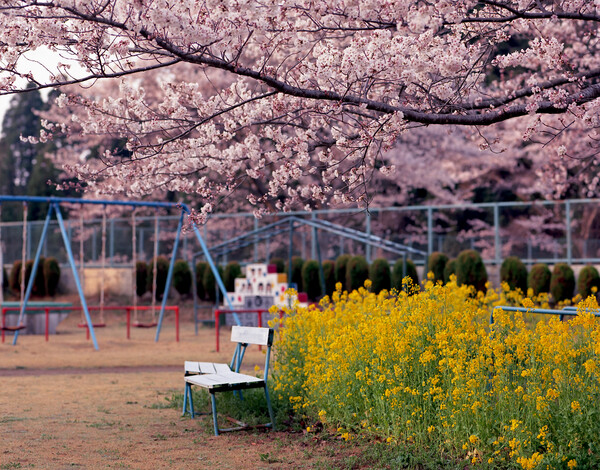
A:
[[0, 202, 31, 336], [0, 195, 233, 350], [131, 209, 159, 328], [192, 215, 427, 331], [77, 207, 106, 330]]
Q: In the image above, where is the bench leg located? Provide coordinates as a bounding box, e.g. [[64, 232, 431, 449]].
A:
[[210, 391, 219, 436], [188, 383, 195, 418], [183, 382, 195, 418], [264, 385, 276, 432]]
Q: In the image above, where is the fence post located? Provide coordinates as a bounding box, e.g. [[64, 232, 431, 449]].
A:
[[494, 205, 501, 268], [109, 219, 115, 266], [427, 207, 433, 257], [311, 213, 317, 261], [366, 211, 371, 263], [254, 218, 259, 262], [566, 200, 572, 265]]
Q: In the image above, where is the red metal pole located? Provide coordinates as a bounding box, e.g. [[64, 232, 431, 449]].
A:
[[215, 309, 220, 352], [45, 307, 49, 342], [1, 308, 6, 343], [257, 310, 263, 351], [126, 307, 131, 340], [175, 306, 179, 342]]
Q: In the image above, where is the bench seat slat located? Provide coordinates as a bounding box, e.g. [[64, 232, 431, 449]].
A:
[[185, 361, 231, 375], [185, 371, 264, 389]]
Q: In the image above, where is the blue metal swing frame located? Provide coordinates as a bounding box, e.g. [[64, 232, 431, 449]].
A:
[[0, 195, 237, 350]]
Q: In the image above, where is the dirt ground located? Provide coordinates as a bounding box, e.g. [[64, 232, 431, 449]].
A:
[[0, 305, 358, 470]]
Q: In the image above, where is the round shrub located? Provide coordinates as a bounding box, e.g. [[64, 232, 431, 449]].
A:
[[203, 264, 224, 302], [528, 263, 551, 296], [428, 252, 448, 284], [25, 258, 46, 297], [443, 258, 457, 283], [578, 265, 600, 299], [369, 258, 391, 294], [287, 256, 304, 291], [335, 254, 352, 291], [346, 255, 369, 292], [195, 261, 208, 300], [9, 260, 22, 295], [135, 261, 148, 297], [302, 260, 321, 301], [269, 258, 285, 274], [223, 261, 242, 292], [43, 257, 61, 297], [500, 256, 528, 293], [173, 259, 192, 296], [322, 260, 336, 297], [550, 263, 575, 303], [146, 256, 170, 300], [456, 250, 487, 292], [392, 259, 419, 292]]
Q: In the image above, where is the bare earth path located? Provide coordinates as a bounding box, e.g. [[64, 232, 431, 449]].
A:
[[0, 313, 355, 469]]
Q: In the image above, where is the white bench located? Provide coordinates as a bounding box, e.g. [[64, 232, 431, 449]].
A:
[[182, 325, 276, 435]]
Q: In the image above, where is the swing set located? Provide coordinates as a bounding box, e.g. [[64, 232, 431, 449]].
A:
[[0, 195, 234, 350]]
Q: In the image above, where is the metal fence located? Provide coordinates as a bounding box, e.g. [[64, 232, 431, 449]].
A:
[[3, 198, 600, 268]]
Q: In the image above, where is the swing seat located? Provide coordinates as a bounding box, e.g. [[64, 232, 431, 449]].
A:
[[132, 321, 157, 328], [77, 322, 106, 328], [1, 324, 26, 331]]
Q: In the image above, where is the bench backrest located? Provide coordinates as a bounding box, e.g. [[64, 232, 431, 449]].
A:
[[230, 326, 273, 346]]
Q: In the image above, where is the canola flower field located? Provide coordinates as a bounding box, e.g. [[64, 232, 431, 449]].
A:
[[271, 278, 600, 469]]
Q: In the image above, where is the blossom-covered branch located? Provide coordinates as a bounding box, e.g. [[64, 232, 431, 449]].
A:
[[2, 1, 600, 216]]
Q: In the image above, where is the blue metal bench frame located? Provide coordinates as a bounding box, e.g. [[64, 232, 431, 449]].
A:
[[490, 305, 600, 324]]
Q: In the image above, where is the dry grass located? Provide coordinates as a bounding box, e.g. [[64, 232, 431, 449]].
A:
[[0, 306, 361, 470]]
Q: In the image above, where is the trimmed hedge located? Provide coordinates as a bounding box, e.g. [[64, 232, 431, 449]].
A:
[[195, 261, 208, 300], [146, 256, 170, 300], [443, 258, 457, 283], [578, 265, 600, 299], [322, 260, 336, 297], [302, 260, 321, 301], [392, 259, 419, 292], [135, 261, 148, 297], [335, 254, 352, 291], [500, 256, 528, 293], [203, 264, 224, 302], [25, 258, 46, 297], [346, 255, 369, 292], [550, 263, 575, 303], [9, 260, 22, 294], [369, 258, 391, 293], [269, 258, 285, 274], [43, 257, 61, 297], [8, 258, 61, 297], [528, 263, 551, 296], [223, 261, 242, 292], [456, 250, 487, 292], [287, 256, 304, 292], [173, 259, 192, 295], [428, 252, 448, 284]]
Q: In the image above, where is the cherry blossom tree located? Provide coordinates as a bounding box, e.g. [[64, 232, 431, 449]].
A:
[[2, 1, 600, 220]]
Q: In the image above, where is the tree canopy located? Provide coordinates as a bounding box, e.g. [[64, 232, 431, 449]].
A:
[[1, 1, 599, 219]]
